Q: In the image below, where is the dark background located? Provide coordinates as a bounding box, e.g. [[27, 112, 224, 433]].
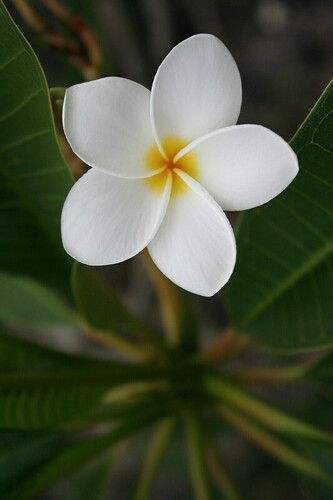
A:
[[12, 0, 333, 141]]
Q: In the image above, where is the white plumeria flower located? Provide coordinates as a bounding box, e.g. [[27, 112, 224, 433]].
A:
[[61, 34, 298, 297]]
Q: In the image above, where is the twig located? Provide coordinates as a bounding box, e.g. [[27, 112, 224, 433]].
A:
[[11, 0, 103, 80]]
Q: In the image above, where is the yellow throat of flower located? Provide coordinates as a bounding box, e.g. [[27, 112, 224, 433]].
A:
[[145, 136, 199, 197]]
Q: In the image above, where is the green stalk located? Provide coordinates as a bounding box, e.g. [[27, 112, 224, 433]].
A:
[[206, 377, 333, 443], [205, 445, 240, 500], [80, 321, 150, 361], [141, 250, 199, 352], [135, 418, 176, 500], [229, 364, 309, 383], [184, 413, 212, 500], [219, 406, 328, 484]]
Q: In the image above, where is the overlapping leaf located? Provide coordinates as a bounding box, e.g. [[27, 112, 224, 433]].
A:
[[0, 331, 166, 429], [0, 271, 77, 328], [226, 80, 333, 351], [0, 1, 72, 299]]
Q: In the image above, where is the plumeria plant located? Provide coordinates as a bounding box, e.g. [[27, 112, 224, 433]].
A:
[[0, 1, 333, 499]]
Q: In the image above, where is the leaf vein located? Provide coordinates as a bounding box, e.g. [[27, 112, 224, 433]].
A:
[[0, 88, 44, 123]]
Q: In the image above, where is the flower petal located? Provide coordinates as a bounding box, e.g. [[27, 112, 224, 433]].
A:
[[148, 169, 236, 296], [150, 34, 242, 154], [176, 125, 299, 211], [61, 169, 172, 265], [63, 77, 160, 178]]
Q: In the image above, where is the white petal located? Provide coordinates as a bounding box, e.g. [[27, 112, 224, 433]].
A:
[[151, 34, 242, 153], [61, 169, 171, 265], [148, 170, 236, 296], [176, 125, 299, 211], [63, 77, 160, 178]]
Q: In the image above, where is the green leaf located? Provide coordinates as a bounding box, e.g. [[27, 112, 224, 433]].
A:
[[306, 351, 333, 399], [225, 80, 333, 351], [0, 430, 67, 496], [72, 263, 163, 350], [4, 407, 169, 500], [0, 330, 118, 374], [0, 1, 73, 298], [297, 441, 333, 499], [0, 382, 109, 430], [0, 331, 169, 429], [0, 333, 108, 429], [0, 271, 78, 328]]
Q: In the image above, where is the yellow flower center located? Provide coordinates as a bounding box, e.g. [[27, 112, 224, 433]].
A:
[[145, 136, 199, 197]]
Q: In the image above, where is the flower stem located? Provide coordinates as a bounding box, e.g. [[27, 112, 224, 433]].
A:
[[141, 250, 198, 351], [12, 0, 103, 80]]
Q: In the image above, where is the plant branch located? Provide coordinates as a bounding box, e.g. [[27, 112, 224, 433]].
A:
[[11, 0, 103, 80]]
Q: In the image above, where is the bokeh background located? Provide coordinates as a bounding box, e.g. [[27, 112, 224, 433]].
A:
[[5, 0, 333, 498]]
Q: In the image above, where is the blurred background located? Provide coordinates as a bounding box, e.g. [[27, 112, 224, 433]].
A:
[[9, 0, 333, 139], [5, 0, 333, 498]]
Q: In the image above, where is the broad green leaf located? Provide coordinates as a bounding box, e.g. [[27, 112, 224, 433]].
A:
[[0, 383, 109, 430], [0, 330, 119, 373], [0, 1, 73, 298], [296, 441, 333, 499], [0, 431, 67, 496], [5, 407, 169, 500], [306, 351, 333, 400], [0, 331, 169, 429], [0, 333, 109, 429], [0, 271, 77, 328], [72, 263, 162, 348], [225, 80, 333, 351]]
